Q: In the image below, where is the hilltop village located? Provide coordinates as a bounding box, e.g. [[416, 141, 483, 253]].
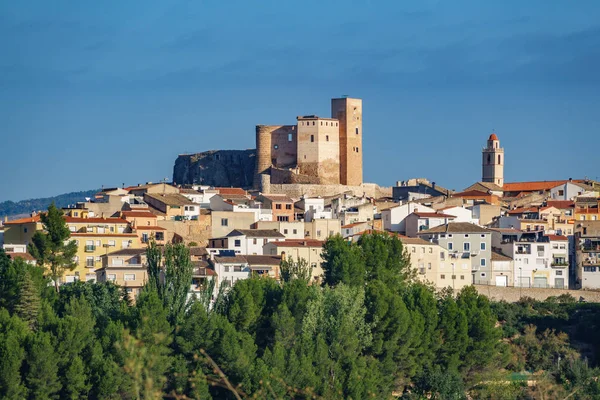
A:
[[2, 96, 600, 300]]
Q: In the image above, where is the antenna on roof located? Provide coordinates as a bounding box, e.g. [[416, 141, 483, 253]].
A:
[[342, 94, 348, 98]]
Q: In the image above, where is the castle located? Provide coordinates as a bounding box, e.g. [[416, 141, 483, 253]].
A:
[[254, 97, 363, 191]]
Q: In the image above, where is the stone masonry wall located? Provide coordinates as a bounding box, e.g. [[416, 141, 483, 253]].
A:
[[463, 285, 600, 303], [268, 182, 392, 199]]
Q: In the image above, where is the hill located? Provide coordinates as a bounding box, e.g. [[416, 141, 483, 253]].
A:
[[0, 189, 99, 219]]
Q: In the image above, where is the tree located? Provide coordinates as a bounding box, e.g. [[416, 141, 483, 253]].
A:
[[24, 331, 62, 399], [280, 256, 313, 283], [28, 202, 77, 292], [0, 310, 28, 399], [321, 235, 365, 287], [359, 231, 414, 286], [146, 241, 194, 326], [14, 269, 41, 329]]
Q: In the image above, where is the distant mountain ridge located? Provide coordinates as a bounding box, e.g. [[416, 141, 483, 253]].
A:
[[0, 189, 99, 220]]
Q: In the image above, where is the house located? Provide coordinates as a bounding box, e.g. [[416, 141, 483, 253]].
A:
[[190, 260, 216, 293], [490, 251, 514, 287], [2, 214, 44, 247], [210, 255, 251, 289], [574, 221, 600, 289], [435, 206, 479, 224], [295, 196, 332, 222], [263, 239, 325, 283], [180, 186, 218, 208], [209, 193, 253, 211], [404, 212, 456, 237], [399, 236, 470, 290], [97, 248, 148, 302], [210, 211, 259, 239], [491, 230, 569, 289], [253, 221, 305, 239], [450, 190, 502, 206], [330, 194, 374, 225], [6, 251, 36, 265], [502, 179, 593, 199], [121, 210, 166, 244], [245, 255, 282, 280], [381, 203, 435, 233], [127, 182, 180, 198], [417, 222, 492, 285], [470, 204, 502, 226], [255, 194, 295, 222], [305, 219, 341, 241], [144, 193, 200, 220], [341, 221, 371, 238], [392, 179, 453, 202], [209, 229, 285, 255], [463, 182, 504, 197]]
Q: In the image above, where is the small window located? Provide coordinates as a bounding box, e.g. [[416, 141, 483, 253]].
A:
[[310, 135, 314, 142], [448, 243, 453, 250], [274, 144, 279, 149], [312, 121, 315, 126], [480, 259, 486, 267], [460, 275, 465, 280], [284, 229, 288, 234], [286, 204, 292, 210], [253, 238, 257, 245], [428, 263, 432, 270], [355, 127, 359, 135], [326, 135, 329, 141], [320, 121, 323, 126], [276, 204, 282, 210], [480, 242, 486, 251], [464, 242, 470, 252], [293, 229, 297, 234], [429, 247, 433, 254], [124, 274, 135, 281], [356, 147, 359, 153], [441, 274, 446, 279], [412, 247, 416, 253], [480, 272, 486, 277], [221, 218, 228, 227], [288, 133, 293, 141]]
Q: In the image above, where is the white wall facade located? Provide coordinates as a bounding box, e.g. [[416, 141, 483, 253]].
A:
[[382, 203, 434, 233]]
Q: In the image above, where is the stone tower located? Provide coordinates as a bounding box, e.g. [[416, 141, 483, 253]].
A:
[[331, 97, 363, 186], [482, 132, 504, 186]]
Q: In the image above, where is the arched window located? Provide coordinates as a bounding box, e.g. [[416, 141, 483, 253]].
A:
[[498, 154, 501, 164], [487, 154, 491, 164], [310, 135, 314, 143]]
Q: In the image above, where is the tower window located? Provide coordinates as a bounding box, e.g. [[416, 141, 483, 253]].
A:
[[310, 135, 314, 142], [312, 121, 315, 126], [320, 121, 323, 126], [274, 145, 278, 149], [498, 155, 501, 164], [326, 135, 329, 141], [355, 127, 359, 135], [487, 154, 491, 164], [288, 133, 293, 141]]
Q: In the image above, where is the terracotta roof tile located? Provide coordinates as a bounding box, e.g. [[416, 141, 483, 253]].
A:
[[503, 180, 569, 193], [544, 234, 569, 241], [122, 211, 157, 218], [6, 252, 36, 261], [269, 239, 324, 248], [215, 188, 247, 195], [411, 212, 456, 218], [417, 222, 490, 234], [546, 201, 575, 209], [135, 226, 166, 231]]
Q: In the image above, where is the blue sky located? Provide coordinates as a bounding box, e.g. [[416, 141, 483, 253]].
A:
[[1, 0, 599, 201]]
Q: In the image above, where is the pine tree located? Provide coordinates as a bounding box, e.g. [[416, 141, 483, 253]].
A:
[[28, 202, 77, 292], [24, 331, 62, 399], [14, 270, 41, 329]]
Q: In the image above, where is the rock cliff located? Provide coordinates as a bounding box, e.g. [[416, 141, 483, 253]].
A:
[[173, 150, 256, 188]]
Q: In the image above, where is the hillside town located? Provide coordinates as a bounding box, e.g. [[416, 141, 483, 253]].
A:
[[2, 97, 600, 301]]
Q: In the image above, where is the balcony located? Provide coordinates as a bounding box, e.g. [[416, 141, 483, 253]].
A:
[[516, 250, 531, 255], [582, 245, 600, 252], [551, 261, 568, 268], [418, 268, 426, 275], [85, 245, 96, 252]]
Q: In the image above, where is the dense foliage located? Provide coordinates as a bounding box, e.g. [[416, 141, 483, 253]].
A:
[[0, 190, 98, 219], [0, 232, 599, 399]]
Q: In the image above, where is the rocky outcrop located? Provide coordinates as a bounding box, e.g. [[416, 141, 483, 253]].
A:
[[173, 150, 256, 188]]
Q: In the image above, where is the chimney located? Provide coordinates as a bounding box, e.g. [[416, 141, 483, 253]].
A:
[[432, 182, 436, 190]]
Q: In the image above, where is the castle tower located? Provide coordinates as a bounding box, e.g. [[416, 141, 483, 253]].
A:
[[331, 97, 363, 186], [296, 116, 340, 184], [482, 132, 504, 186]]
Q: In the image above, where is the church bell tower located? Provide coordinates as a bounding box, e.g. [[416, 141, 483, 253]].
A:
[[482, 132, 504, 186]]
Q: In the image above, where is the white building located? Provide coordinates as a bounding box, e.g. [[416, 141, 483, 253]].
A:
[[549, 181, 595, 201], [208, 229, 285, 255], [210, 255, 251, 289], [381, 203, 434, 233], [405, 212, 456, 237], [491, 230, 569, 289], [438, 206, 479, 224], [298, 197, 333, 222]]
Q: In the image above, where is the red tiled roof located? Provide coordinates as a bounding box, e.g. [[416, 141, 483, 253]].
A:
[[503, 180, 568, 193], [65, 217, 127, 224], [341, 222, 368, 229], [215, 187, 247, 195], [544, 235, 569, 241], [412, 212, 456, 218], [507, 207, 538, 215], [135, 226, 166, 231], [6, 252, 36, 261], [452, 190, 494, 197], [122, 211, 157, 218], [546, 201, 575, 209], [489, 133, 499, 141], [4, 215, 41, 225], [71, 233, 138, 237]]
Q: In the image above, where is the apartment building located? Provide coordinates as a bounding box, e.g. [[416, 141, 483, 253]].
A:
[[97, 248, 148, 302], [574, 221, 600, 289], [263, 239, 325, 283], [417, 222, 492, 285]]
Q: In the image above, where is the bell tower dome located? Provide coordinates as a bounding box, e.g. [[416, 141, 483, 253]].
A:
[[482, 132, 504, 186]]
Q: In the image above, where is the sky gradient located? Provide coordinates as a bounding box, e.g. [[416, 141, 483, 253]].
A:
[[2, 0, 600, 201]]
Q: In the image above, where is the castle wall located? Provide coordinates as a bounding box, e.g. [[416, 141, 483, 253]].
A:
[[268, 182, 392, 199], [332, 98, 363, 186], [270, 167, 320, 185]]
